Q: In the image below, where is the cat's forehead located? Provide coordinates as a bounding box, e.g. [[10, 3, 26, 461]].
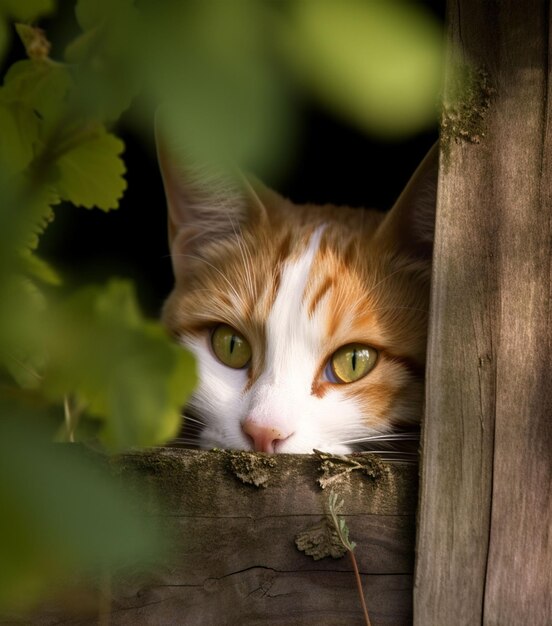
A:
[[209, 210, 382, 316], [180, 217, 368, 312]]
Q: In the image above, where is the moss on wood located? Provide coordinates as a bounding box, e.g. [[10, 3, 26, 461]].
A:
[[226, 450, 277, 488], [295, 518, 348, 560], [441, 63, 495, 162]]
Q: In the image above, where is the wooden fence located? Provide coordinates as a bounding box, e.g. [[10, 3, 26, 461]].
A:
[[31, 449, 416, 625], [415, 1, 552, 624]]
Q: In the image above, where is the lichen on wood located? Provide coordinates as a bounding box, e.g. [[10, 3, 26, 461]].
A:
[[112, 449, 183, 476], [226, 450, 277, 488], [315, 450, 388, 490], [295, 518, 348, 560], [295, 492, 357, 562]]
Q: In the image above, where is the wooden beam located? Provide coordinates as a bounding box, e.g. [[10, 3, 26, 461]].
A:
[[38, 449, 417, 625], [415, 1, 552, 623]]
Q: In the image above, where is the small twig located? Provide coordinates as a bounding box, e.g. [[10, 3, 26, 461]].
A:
[[63, 395, 75, 443], [64, 394, 88, 443], [4, 351, 43, 381], [327, 491, 372, 626], [349, 550, 372, 626]]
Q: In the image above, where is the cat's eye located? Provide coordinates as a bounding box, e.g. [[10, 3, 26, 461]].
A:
[[211, 324, 251, 369], [327, 343, 378, 384]]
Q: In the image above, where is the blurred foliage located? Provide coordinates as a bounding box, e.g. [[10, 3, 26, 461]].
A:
[[0, 406, 164, 612], [0, 1, 55, 60], [42, 280, 195, 448], [0, 0, 443, 617], [285, 0, 443, 137]]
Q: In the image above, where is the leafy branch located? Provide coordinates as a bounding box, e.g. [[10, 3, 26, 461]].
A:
[[0, 4, 195, 613]]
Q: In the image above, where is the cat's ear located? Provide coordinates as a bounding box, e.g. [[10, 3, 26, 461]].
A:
[[155, 123, 270, 277], [375, 142, 439, 261]]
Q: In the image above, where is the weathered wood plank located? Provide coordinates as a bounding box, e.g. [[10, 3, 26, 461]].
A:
[[25, 449, 417, 625], [415, 1, 552, 624], [119, 449, 418, 517], [34, 573, 413, 626], [102, 572, 413, 626], [483, 1, 552, 621], [154, 514, 414, 579]]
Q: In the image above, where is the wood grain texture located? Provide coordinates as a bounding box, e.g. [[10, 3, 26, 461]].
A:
[[26, 449, 417, 626], [415, 1, 552, 624]]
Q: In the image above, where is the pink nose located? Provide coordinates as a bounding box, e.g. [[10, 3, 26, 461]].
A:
[[242, 420, 292, 453]]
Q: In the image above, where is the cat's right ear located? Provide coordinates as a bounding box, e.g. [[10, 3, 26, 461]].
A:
[[155, 119, 270, 278], [375, 142, 439, 263]]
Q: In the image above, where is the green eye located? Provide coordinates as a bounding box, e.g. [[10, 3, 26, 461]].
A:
[[211, 324, 251, 369], [329, 343, 378, 383]]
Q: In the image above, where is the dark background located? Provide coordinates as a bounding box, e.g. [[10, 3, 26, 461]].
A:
[[4, 0, 445, 317]]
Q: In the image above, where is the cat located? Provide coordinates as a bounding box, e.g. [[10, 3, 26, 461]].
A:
[[157, 135, 437, 454]]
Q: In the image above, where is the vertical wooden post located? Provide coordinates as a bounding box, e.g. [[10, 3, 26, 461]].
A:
[[415, 2, 552, 624]]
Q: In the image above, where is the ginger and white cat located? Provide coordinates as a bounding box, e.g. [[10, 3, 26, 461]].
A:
[[158, 137, 437, 454]]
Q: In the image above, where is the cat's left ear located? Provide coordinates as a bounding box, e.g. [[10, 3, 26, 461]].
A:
[[155, 115, 272, 275], [375, 142, 439, 261]]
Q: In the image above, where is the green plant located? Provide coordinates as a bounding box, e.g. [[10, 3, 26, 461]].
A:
[[0, 5, 196, 613], [0, 0, 442, 614]]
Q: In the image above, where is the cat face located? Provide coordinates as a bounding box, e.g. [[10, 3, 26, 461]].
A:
[[158, 137, 437, 453]]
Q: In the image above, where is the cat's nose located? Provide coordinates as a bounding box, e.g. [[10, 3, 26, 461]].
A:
[[242, 420, 293, 453]]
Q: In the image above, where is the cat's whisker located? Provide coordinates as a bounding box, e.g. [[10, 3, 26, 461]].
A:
[[365, 452, 418, 464], [171, 436, 199, 442], [182, 415, 207, 427], [179, 426, 203, 435], [339, 432, 420, 444], [170, 438, 201, 446]]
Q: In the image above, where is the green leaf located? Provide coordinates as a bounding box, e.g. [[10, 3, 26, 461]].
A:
[[19, 250, 61, 285], [327, 490, 356, 552], [0, 404, 162, 612], [0, 183, 61, 393], [0, 0, 56, 21], [74, 0, 134, 31], [55, 126, 127, 210], [1, 59, 74, 137], [67, 0, 141, 121], [286, 0, 444, 137], [43, 280, 197, 450], [0, 102, 39, 177], [1, 180, 59, 254], [0, 17, 8, 64], [24, 201, 56, 251], [68, 47, 141, 122], [0, 181, 57, 293], [0, 275, 47, 389]]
